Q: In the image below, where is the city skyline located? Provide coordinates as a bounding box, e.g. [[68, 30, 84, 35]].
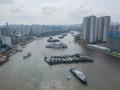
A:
[[0, 0, 120, 90], [0, 0, 120, 24]]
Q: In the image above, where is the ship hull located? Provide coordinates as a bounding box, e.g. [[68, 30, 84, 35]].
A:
[[70, 68, 87, 85], [0, 58, 9, 65]]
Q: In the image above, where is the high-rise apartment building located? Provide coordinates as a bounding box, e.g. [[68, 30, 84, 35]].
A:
[[97, 17, 104, 41], [81, 15, 111, 43], [103, 16, 111, 42], [82, 16, 96, 43], [90, 16, 96, 42]]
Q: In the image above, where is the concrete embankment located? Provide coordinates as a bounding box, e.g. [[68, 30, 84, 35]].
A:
[[78, 42, 120, 58]]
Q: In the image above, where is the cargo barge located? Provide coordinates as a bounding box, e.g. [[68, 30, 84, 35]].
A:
[[44, 54, 94, 65]]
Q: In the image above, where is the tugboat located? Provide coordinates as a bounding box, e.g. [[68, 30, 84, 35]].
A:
[[49, 37, 53, 39], [62, 34, 67, 36], [71, 32, 74, 35], [23, 53, 31, 59], [46, 42, 67, 49], [70, 68, 87, 85], [59, 36, 64, 39], [64, 34, 67, 36]]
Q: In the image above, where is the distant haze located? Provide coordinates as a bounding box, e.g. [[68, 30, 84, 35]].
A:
[[0, 0, 120, 25]]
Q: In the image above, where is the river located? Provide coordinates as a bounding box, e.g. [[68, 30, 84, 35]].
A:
[[0, 32, 120, 90]]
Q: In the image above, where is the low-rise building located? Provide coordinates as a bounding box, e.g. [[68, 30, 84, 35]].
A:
[[1, 35, 12, 46]]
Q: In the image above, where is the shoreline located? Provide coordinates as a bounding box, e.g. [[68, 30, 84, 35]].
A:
[[78, 41, 120, 58], [0, 38, 35, 64]]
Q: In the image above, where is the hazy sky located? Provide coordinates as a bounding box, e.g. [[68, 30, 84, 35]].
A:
[[0, 0, 120, 24]]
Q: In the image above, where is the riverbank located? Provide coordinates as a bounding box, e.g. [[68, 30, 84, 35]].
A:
[[78, 40, 120, 58], [0, 32, 120, 90], [8, 38, 35, 56], [20, 38, 35, 47], [0, 38, 35, 64]]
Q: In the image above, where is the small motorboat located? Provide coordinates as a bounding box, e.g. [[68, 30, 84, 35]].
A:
[[23, 53, 31, 59], [70, 68, 87, 85], [67, 75, 71, 80], [16, 45, 23, 52]]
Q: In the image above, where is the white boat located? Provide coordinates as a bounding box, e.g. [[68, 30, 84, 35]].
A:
[[70, 68, 87, 84]]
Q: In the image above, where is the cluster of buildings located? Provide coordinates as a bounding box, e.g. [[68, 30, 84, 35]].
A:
[[30, 25, 70, 36], [0, 23, 33, 47], [107, 23, 120, 52], [81, 15, 120, 52], [81, 16, 111, 43], [0, 23, 72, 50]]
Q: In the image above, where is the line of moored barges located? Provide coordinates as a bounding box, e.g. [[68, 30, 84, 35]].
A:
[[44, 54, 94, 65]]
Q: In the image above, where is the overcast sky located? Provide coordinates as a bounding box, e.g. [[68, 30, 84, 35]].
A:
[[0, 0, 120, 25]]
